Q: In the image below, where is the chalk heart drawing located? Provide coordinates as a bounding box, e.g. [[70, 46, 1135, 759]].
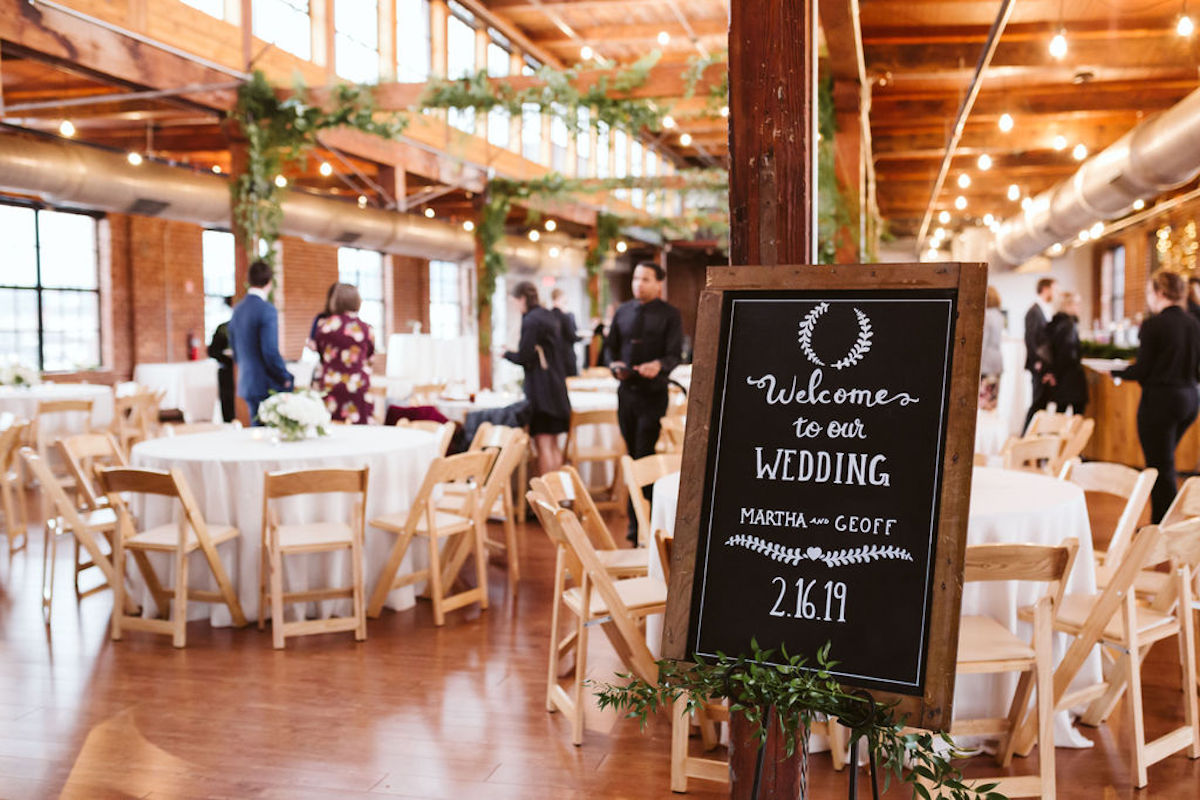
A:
[[797, 303, 874, 370]]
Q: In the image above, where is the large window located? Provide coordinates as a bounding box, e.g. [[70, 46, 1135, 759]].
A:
[[486, 39, 511, 148], [429, 260, 463, 339], [253, 0, 311, 61], [1100, 244, 1126, 325], [613, 129, 628, 200], [576, 108, 591, 176], [396, 0, 431, 81], [550, 103, 569, 172], [630, 140, 644, 208], [202, 230, 236, 344], [338, 248, 386, 337], [335, 0, 380, 84], [0, 204, 100, 372], [446, 12, 476, 134], [596, 122, 610, 178]]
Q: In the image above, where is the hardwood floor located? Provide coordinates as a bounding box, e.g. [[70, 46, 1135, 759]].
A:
[[1, 490, 1199, 799]]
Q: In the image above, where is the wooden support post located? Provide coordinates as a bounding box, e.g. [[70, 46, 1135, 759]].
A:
[[729, 0, 817, 266], [474, 195, 494, 390]]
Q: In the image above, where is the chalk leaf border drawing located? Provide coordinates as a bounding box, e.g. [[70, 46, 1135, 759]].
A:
[[797, 303, 873, 371], [725, 533, 913, 569]]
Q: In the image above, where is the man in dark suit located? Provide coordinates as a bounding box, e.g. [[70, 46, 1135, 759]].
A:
[[207, 296, 236, 422], [549, 287, 581, 377], [1023, 277, 1057, 432], [228, 260, 293, 424]]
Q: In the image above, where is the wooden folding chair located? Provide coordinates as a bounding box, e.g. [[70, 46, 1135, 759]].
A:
[[110, 391, 161, 455], [258, 467, 368, 648], [33, 398, 95, 490], [934, 540, 1078, 799], [1055, 418, 1094, 471], [527, 496, 665, 745], [20, 448, 136, 620], [367, 383, 389, 423], [1013, 524, 1200, 788], [409, 383, 446, 405], [534, 467, 648, 578], [620, 453, 682, 547], [1060, 460, 1156, 588], [394, 418, 455, 456], [654, 528, 673, 582], [581, 366, 612, 379], [98, 465, 245, 647], [367, 451, 495, 625], [564, 408, 627, 512], [1025, 407, 1078, 438], [0, 421, 30, 555], [59, 432, 130, 600], [1001, 435, 1064, 475], [657, 415, 686, 454]]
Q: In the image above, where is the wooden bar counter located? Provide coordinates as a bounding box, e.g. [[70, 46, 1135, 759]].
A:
[[1082, 363, 1200, 471]]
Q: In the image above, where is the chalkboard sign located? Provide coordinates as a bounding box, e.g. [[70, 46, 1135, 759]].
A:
[[663, 263, 985, 731]]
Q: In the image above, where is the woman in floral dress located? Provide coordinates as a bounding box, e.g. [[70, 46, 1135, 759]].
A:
[[312, 283, 375, 424]]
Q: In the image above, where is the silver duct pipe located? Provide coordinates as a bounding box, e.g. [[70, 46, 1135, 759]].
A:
[[0, 135, 542, 267], [992, 85, 1200, 267]]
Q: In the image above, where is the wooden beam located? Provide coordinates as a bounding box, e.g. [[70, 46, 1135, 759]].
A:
[[529, 19, 727, 47], [453, 0, 565, 68], [863, 18, 1194, 46], [866, 35, 1196, 74]]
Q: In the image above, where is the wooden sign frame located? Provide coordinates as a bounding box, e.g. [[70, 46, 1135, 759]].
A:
[[662, 262, 986, 732]]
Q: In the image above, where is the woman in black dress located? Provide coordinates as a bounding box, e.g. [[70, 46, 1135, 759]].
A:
[[502, 281, 571, 473], [1113, 271, 1200, 521], [1045, 291, 1088, 415]]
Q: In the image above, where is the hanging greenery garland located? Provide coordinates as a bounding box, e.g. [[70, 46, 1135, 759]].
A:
[[232, 71, 407, 267], [584, 212, 622, 316]]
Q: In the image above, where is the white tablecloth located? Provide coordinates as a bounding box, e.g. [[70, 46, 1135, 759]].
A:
[[975, 410, 1008, 459], [647, 466, 1101, 748], [999, 336, 1031, 438], [0, 383, 113, 429], [386, 334, 479, 392], [133, 361, 219, 422], [130, 426, 441, 624]]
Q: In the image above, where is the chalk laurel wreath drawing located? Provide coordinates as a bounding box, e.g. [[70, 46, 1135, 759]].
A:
[[725, 534, 914, 568], [797, 303, 873, 370]]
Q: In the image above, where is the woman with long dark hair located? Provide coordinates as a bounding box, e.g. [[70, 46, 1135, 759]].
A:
[[501, 281, 571, 473], [1113, 271, 1200, 521]]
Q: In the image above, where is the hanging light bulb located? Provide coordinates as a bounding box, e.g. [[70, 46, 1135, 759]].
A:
[[1049, 243, 1065, 256], [528, 230, 540, 242], [662, 115, 676, 129], [1078, 228, 1091, 242], [423, 207, 435, 218], [1021, 197, 1033, 212], [1072, 143, 1088, 160], [719, 106, 729, 118], [580, 45, 594, 60], [1089, 221, 1104, 239], [212, 165, 223, 174], [679, 133, 693, 147], [657, 31, 671, 46], [954, 195, 968, 210], [983, 213, 995, 226], [127, 152, 143, 166], [938, 210, 951, 225], [1049, 29, 1068, 59], [977, 154, 992, 171], [616, 240, 628, 253], [544, 219, 557, 232], [274, 174, 287, 188], [58, 119, 76, 137], [934, 227, 946, 239], [548, 246, 561, 258], [998, 113, 1014, 133], [357, 195, 368, 208], [1007, 184, 1021, 202], [462, 220, 475, 232], [1133, 198, 1146, 211], [319, 161, 333, 177], [1179, 12, 1195, 37], [957, 173, 971, 189], [1052, 135, 1068, 151]]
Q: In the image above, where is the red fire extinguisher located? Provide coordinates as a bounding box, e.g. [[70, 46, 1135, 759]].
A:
[[188, 331, 202, 361]]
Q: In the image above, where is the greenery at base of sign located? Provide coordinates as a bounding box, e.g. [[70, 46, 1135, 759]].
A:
[[595, 642, 1007, 800], [232, 72, 407, 268], [1080, 341, 1137, 360]]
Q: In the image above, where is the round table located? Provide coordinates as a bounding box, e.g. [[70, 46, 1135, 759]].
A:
[[0, 382, 113, 428], [647, 466, 1101, 748], [130, 425, 441, 625], [133, 361, 219, 422]]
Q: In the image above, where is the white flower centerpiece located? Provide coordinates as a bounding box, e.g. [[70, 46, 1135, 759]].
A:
[[0, 362, 41, 388], [256, 389, 332, 442]]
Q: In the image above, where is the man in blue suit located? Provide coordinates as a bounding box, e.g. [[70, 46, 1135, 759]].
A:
[[228, 260, 293, 424]]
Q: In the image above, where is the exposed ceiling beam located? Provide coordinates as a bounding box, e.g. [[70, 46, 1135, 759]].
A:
[[867, 35, 1196, 74], [526, 19, 726, 47]]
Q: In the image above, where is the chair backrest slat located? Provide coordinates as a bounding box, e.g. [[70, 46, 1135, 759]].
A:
[[59, 432, 127, 510], [19, 447, 87, 530], [963, 540, 1077, 585], [538, 466, 619, 551], [264, 467, 370, 498]]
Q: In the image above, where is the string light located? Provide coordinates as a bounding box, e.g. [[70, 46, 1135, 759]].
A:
[[1072, 143, 1088, 160], [423, 207, 435, 218], [212, 165, 223, 174], [719, 106, 729, 118], [580, 45, 594, 60], [1049, 243, 1065, 256], [616, 241, 628, 253], [938, 210, 951, 224], [528, 230, 540, 242], [977, 154, 992, 171], [127, 152, 143, 166], [679, 133, 693, 147], [998, 113, 1014, 133], [1133, 198, 1146, 211], [1021, 197, 1033, 212], [319, 162, 333, 176], [934, 227, 946, 239], [662, 115, 676, 129], [58, 120, 76, 137], [544, 219, 557, 232], [1007, 184, 1021, 202], [1179, 10, 1195, 36], [957, 173, 971, 189], [548, 246, 561, 258], [274, 174, 287, 188], [1089, 221, 1104, 239], [983, 213, 995, 226], [357, 195, 368, 208], [1049, 29, 1068, 59], [954, 195, 968, 210], [657, 31, 671, 46], [1052, 135, 1068, 151], [1078, 228, 1091, 242]]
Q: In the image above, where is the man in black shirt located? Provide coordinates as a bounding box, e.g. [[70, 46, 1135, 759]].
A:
[[550, 287, 581, 377], [605, 262, 683, 545]]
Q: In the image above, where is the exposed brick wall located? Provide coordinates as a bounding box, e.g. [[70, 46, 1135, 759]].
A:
[[391, 254, 430, 334], [277, 236, 339, 360]]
